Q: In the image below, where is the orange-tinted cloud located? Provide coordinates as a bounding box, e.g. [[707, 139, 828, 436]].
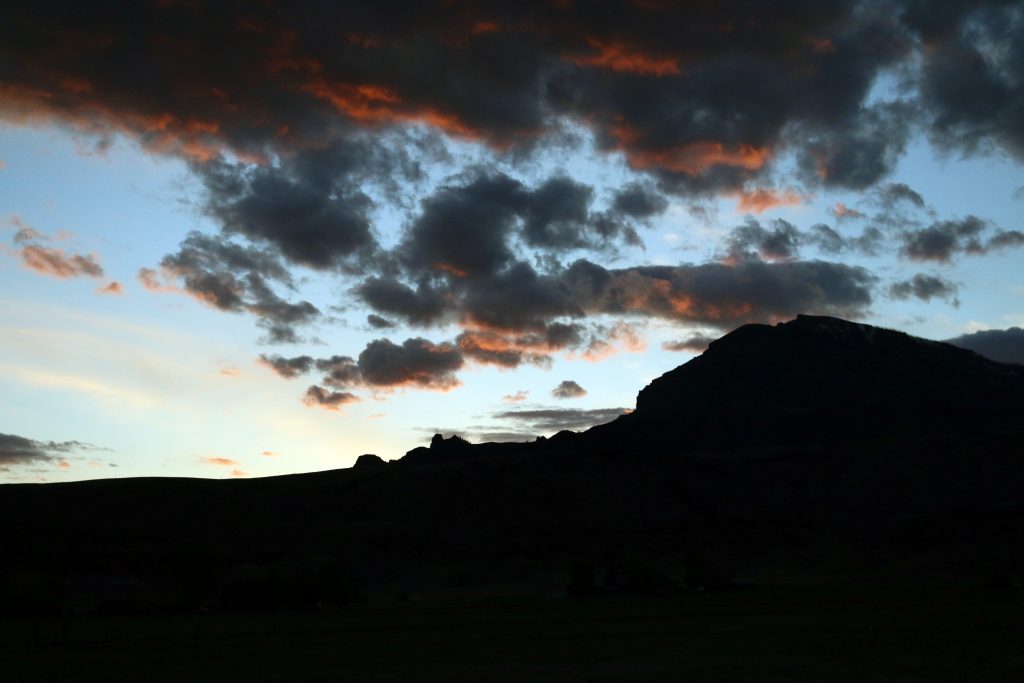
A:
[[0, 81, 227, 162], [471, 20, 500, 36], [19, 244, 103, 279], [568, 38, 680, 76], [220, 367, 240, 377], [302, 77, 483, 142], [456, 329, 556, 368], [96, 280, 123, 295], [200, 456, 239, 467], [809, 37, 836, 54], [831, 202, 865, 220], [230, 469, 247, 477], [136, 267, 179, 293], [611, 124, 771, 175], [735, 189, 802, 214]]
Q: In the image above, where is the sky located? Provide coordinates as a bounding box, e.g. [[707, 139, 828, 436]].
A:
[[1, 0, 1022, 483]]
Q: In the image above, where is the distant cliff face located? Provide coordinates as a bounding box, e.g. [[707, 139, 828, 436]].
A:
[[624, 315, 1024, 450]]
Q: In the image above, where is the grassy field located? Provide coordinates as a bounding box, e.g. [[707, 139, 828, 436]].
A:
[[1, 583, 1021, 682]]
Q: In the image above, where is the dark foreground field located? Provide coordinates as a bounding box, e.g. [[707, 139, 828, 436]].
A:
[[2, 583, 1021, 682]]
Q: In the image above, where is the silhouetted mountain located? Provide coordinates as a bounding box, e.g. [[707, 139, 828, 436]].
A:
[[583, 314, 1024, 453], [946, 326, 1024, 365], [2, 315, 1022, 614]]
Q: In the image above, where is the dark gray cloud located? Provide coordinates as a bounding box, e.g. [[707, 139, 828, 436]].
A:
[[393, 170, 652, 287], [804, 221, 884, 257], [259, 354, 314, 379], [945, 327, 1024, 365], [570, 258, 877, 327], [399, 172, 526, 279], [0, 433, 106, 469], [552, 380, 587, 399], [875, 182, 926, 209], [723, 218, 803, 261], [314, 355, 363, 388], [2, 0, 1021, 196], [354, 277, 451, 327], [795, 102, 915, 189], [987, 230, 1024, 250], [303, 385, 360, 410], [521, 176, 593, 249], [153, 231, 320, 343], [899, 216, 1024, 262], [366, 314, 397, 329], [264, 335, 478, 404], [662, 332, 719, 353], [918, 4, 1024, 160], [357, 337, 464, 390], [809, 224, 847, 254], [492, 407, 631, 434], [611, 182, 670, 219], [461, 261, 580, 331], [195, 146, 378, 271], [888, 273, 960, 305]]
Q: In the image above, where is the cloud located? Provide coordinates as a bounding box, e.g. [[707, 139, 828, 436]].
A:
[[945, 327, 1024, 365], [492, 407, 631, 434], [302, 385, 360, 410], [734, 189, 802, 214], [1, 1, 1021, 192], [354, 277, 451, 327], [153, 232, 320, 343], [610, 182, 669, 219], [193, 143, 390, 270], [96, 281, 123, 295], [917, 4, 1024, 160], [7, 223, 104, 279], [366, 314, 397, 329], [874, 182, 926, 209], [563, 258, 876, 328], [552, 380, 587, 399], [19, 244, 104, 278], [199, 456, 240, 467], [315, 355, 363, 388], [723, 218, 804, 262], [0, 432, 106, 468], [888, 273, 960, 305], [502, 390, 529, 403], [398, 172, 526, 279], [831, 203, 865, 220], [899, 216, 1024, 262], [259, 354, 314, 379], [357, 337, 463, 390], [795, 101, 915, 190], [662, 332, 718, 353]]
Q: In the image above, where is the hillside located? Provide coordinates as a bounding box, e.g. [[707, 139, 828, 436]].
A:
[[1, 315, 1022, 614]]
